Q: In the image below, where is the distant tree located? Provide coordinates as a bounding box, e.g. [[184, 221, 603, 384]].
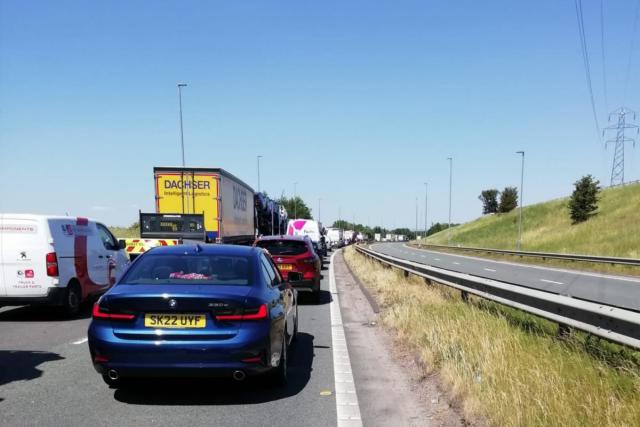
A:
[[568, 175, 601, 223], [278, 196, 312, 219], [426, 222, 459, 236], [478, 189, 499, 214], [498, 187, 518, 213]]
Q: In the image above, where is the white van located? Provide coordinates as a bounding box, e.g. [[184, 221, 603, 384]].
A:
[[0, 214, 129, 315]]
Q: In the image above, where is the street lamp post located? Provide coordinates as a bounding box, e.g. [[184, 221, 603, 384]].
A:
[[318, 198, 322, 222], [257, 155, 263, 193], [516, 151, 525, 250], [447, 157, 453, 245], [294, 182, 298, 219], [424, 182, 428, 240], [177, 83, 187, 167], [415, 197, 418, 239]]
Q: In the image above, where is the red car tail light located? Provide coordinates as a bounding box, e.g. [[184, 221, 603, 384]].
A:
[[215, 304, 268, 321], [46, 252, 59, 277], [92, 303, 135, 321]]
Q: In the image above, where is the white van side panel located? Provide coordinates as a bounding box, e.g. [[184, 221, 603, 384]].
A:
[[0, 215, 55, 297], [286, 219, 321, 242], [49, 218, 113, 297]]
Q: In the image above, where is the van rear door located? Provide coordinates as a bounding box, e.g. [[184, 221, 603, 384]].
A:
[[1, 215, 49, 297]]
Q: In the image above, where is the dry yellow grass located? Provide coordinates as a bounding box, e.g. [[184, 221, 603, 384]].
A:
[[344, 247, 640, 427]]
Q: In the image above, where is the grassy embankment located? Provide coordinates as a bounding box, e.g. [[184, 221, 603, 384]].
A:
[[344, 246, 640, 427], [417, 182, 640, 275]]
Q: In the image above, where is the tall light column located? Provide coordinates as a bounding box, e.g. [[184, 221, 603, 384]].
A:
[[424, 182, 428, 239], [447, 157, 453, 245], [516, 151, 525, 250], [293, 182, 298, 219], [177, 83, 187, 166], [257, 155, 263, 193]]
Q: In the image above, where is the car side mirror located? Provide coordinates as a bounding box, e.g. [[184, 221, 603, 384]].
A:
[[287, 271, 304, 282], [118, 239, 126, 250]]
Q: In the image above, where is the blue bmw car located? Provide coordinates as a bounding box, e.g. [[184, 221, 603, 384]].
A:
[[88, 244, 299, 388]]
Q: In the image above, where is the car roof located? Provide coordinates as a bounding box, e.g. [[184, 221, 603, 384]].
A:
[[257, 235, 309, 242], [148, 244, 258, 256]]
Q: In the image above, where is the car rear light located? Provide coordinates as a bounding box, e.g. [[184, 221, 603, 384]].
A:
[[215, 304, 268, 321], [46, 252, 59, 277], [241, 355, 262, 363], [94, 354, 109, 363], [92, 303, 136, 321]]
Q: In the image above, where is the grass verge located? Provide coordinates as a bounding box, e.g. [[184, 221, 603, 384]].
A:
[[343, 246, 640, 427], [423, 182, 640, 259]]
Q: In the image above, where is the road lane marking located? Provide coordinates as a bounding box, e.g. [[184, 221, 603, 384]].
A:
[[484, 268, 497, 272], [540, 279, 564, 285], [452, 262, 461, 265], [434, 258, 440, 261], [330, 251, 363, 427], [420, 255, 426, 258], [399, 243, 640, 284], [72, 337, 88, 345]]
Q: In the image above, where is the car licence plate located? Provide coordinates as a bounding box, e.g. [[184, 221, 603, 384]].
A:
[[278, 264, 294, 271], [144, 313, 207, 328]]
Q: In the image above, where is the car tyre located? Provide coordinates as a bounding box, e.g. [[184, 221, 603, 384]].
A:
[[270, 337, 288, 387], [62, 282, 81, 317], [291, 304, 299, 343]]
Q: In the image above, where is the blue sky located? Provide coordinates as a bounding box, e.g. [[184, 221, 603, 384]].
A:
[[1, 1, 639, 229]]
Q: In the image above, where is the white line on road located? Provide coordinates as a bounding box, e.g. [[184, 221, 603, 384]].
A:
[[420, 255, 426, 258], [540, 279, 564, 285], [330, 251, 363, 427], [452, 262, 461, 265], [434, 258, 441, 261], [399, 243, 640, 284], [72, 337, 88, 345], [483, 268, 497, 272]]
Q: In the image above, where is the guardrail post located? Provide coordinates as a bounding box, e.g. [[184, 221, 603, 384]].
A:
[[424, 278, 432, 286], [557, 324, 571, 339], [461, 291, 469, 302], [403, 271, 409, 278]]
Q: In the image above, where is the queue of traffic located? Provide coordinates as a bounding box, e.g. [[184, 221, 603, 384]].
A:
[[0, 166, 355, 388]]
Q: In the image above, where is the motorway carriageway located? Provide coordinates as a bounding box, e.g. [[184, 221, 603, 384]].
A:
[[0, 250, 452, 427], [371, 243, 640, 312]]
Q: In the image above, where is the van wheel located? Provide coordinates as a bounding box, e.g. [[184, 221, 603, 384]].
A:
[[62, 282, 81, 317]]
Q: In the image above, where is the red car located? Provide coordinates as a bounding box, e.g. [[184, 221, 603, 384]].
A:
[[254, 235, 321, 303]]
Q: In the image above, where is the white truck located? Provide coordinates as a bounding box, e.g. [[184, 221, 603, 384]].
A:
[[0, 214, 129, 315], [325, 227, 343, 248], [343, 230, 354, 243]]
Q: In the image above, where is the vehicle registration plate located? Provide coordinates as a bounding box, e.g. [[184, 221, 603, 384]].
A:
[[278, 264, 294, 271], [144, 313, 206, 328]]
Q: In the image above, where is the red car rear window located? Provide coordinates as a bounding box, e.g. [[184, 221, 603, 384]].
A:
[[256, 240, 308, 256]]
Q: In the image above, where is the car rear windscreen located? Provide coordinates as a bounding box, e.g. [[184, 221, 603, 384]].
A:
[[256, 240, 308, 256], [121, 254, 250, 285]]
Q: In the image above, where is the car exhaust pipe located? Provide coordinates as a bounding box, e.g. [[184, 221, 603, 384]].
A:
[[107, 369, 119, 381], [232, 370, 246, 381]]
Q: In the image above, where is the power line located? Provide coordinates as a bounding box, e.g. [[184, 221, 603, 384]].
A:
[[624, 0, 640, 103], [600, 0, 608, 111], [574, 0, 602, 141]]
